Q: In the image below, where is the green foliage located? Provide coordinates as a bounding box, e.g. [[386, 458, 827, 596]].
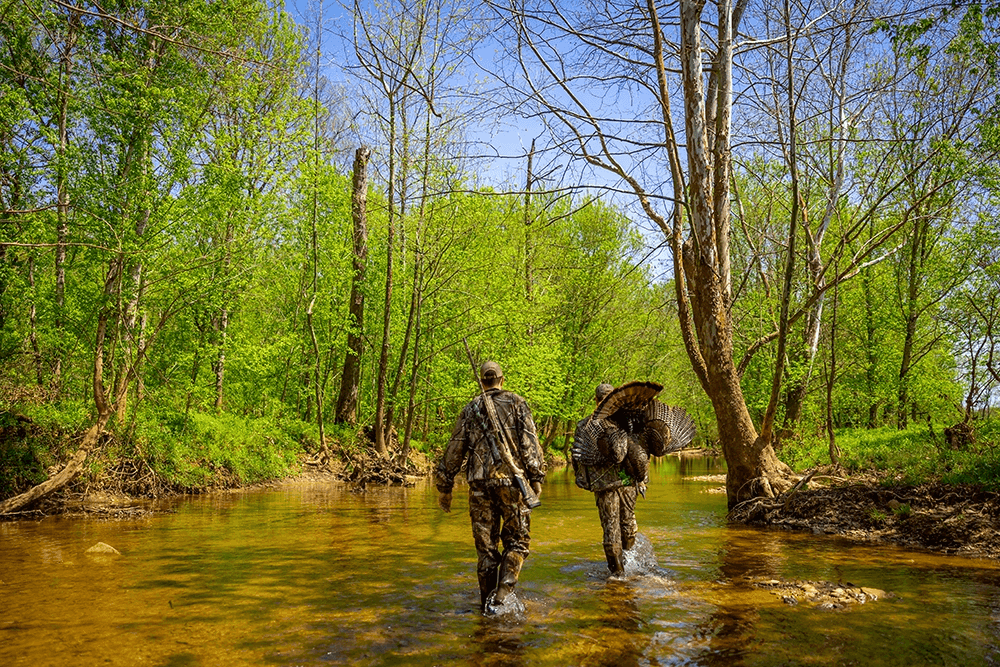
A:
[[892, 503, 912, 518], [866, 508, 888, 526], [3, 401, 307, 492], [504, 333, 569, 420], [0, 412, 50, 497], [778, 419, 1000, 490], [3, 0, 1000, 499], [137, 409, 302, 487]]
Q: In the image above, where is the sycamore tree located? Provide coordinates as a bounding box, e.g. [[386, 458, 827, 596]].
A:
[[485, 0, 802, 505], [483, 0, 999, 506]]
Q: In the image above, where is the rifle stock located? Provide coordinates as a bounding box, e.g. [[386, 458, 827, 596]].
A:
[[463, 338, 541, 509]]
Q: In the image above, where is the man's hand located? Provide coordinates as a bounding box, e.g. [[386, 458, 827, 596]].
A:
[[530, 481, 542, 500], [438, 491, 453, 513]]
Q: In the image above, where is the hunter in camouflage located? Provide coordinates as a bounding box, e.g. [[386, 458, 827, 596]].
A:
[[435, 360, 546, 614], [572, 383, 641, 577]]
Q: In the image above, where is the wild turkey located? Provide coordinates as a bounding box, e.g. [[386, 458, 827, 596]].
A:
[[643, 401, 697, 456], [571, 381, 697, 495]]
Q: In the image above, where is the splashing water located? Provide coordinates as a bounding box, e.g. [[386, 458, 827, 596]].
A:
[[484, 591, 526, 619]]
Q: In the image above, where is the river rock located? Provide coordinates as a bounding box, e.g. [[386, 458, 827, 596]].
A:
[[85, 542, 121, 555], [860, 587, 887, 600], [748, 576, 892, 609]]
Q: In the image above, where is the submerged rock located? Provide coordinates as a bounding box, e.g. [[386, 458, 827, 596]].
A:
[[748, 576, 893, 609], [85, 542, 121, 555]]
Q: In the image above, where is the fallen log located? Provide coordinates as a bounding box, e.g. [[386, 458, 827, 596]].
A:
[[0, 413, 109, 516]]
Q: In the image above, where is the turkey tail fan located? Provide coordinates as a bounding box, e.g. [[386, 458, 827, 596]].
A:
[[570, 419, 604, 467], [593, 381, 664, 432], [643, 402, 697, 456], [572, 419, 628, 467]]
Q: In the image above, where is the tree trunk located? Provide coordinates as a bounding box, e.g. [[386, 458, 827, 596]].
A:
[[0, 413, 109, 515], [184, 311, 207, 426], [897, 219, 924, 429], [115, 247, 145, 424], [385, 265, 417, 433], [307, 13, 328, 462], [136, 308, 147, 404], [53, 11, 79, 389], [373, 105, 399, 458], [863, 266, 880, 428], [388, 100, 436, 439], [782, 320, 824, 433], [335, 146, 371, 425], [28, 257, 44, 386], [524, 138, 535, 302], [400, 298, 422, 457], [897, 312, 917, 429], [826, 270, 841, 464], [212, 219, 234, 414], [212, 306, 228, 412], [675, 0, 794, 508], [307, 296, 327, 459]]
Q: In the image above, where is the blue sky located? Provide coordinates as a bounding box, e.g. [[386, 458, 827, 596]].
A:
[[281, 0, 677, 279]]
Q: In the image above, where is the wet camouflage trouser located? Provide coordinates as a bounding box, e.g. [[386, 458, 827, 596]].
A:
[[595, 485, 638, 552], [469, 484, 531, 585]]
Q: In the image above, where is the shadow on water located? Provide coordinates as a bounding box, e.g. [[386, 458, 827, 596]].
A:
[[2, 455, 1000, 666]]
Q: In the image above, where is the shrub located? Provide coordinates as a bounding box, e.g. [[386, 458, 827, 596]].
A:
[[0, 412, 49, 497]]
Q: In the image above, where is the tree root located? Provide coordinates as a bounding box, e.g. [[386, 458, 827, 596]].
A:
[[728, 468, 816, 523], [335, 440, 420, 488]]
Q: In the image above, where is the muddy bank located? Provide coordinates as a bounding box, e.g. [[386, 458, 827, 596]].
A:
[[1, 447, 436, 520], [730, 472, 1000, 559]]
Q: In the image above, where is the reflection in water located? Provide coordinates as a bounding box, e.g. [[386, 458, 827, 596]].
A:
[[695, 528, 774, 667], [472, 617, 527, 667], [2, 456, 1000, 666], [594, 580, 643, 666]]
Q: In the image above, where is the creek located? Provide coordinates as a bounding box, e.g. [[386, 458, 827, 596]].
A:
[[1, 455, 999, 666]]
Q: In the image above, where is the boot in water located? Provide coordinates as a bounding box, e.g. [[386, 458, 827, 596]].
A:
[[485, 551, 524, 614]]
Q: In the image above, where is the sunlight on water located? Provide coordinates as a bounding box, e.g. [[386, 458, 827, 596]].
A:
[[1, 455, 999, 666]]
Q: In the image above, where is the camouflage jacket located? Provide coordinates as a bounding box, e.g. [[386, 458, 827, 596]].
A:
[[435, 388, 546, 493]]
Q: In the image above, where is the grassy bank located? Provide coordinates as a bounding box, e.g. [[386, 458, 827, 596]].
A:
[[1, 402, 323, 499], [777, 420, 1000, 490], [0, 395, 451, 503]]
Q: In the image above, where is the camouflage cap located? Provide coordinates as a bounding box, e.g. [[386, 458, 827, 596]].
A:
[[480, 360, 503, 380], [595, 383, 614, 402]]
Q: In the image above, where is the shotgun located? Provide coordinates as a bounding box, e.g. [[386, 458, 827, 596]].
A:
[[462, 338, 541, 509]]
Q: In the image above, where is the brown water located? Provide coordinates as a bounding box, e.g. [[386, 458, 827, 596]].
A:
[[2, 455, 999, 666]]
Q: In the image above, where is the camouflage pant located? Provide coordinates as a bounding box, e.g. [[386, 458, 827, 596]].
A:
[[468, 484, 531, 586], [595, 485, 638, 552]]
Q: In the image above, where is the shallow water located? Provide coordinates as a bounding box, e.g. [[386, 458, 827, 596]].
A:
[[2, 456, 999, 666]]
